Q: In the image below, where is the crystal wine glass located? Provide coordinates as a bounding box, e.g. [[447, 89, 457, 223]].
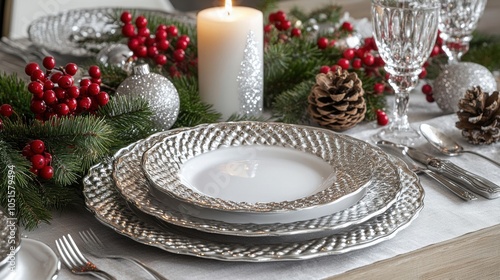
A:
[[438, 0, 488, 63], [371, 0, 440, 145]]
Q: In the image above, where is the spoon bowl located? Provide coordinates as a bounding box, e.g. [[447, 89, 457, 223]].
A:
[[419, 124, 500, 167]]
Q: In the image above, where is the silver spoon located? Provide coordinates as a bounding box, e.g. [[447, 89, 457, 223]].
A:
[[419, 124, 500, 168]]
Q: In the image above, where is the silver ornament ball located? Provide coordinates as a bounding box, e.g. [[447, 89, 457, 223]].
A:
[[433, 62, 497, 113], [116, 64, 180, 130]]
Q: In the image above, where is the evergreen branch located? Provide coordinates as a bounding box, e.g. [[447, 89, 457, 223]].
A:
[[97, 95, 154, 150], [171, 76, 221, 127], [272, 79, 316, 124], [0, 73, 33, 118]]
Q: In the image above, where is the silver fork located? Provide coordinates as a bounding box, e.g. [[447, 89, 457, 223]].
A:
[[79, 229, 168, 280], [55, 234, 117, 280]]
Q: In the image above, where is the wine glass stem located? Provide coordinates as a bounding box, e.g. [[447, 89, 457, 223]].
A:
[[388, 75, 418, 131]]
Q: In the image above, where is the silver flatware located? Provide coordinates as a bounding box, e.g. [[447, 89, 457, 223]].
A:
[[377, 141, 477, 201], [55, 234, 116, 280], [79, 229, 168, 280], [420, 124, 500, 168], [379, 140, 500, 199]]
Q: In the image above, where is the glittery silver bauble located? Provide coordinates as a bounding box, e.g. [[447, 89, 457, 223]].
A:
[[116, 64, 179, 130], [433, 62, 497, 113], [96, 44, 133, 68]]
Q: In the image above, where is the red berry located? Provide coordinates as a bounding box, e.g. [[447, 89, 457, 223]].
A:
[[355, 48, 366, 58], [281, 20, 291, 31], [28, 81, 44, 95], [22, 145, 33, 158], [337, 58, 350, 70], [374, 56, 385, 67], [65, 98, 78, 111], [264, 24, 273, 33], [426, 94, 435, 103], [0, 104, 13, 117], [363, 53, 375, 66], [25, 62, 40, 76], [157, 40, 169, 51], [50, 72, 63, 83], [135, 16, 148, 28], [57, 75, 73, 88], [88, 66, 101, 79], [67, 86, 80, 98], [268, 12, 277, 22], [373, 83, 385, 94], [31, 154, 46, 169], [167, 25, 178, 37], [30, 69, 45, 81], [343, 48, 355, 60], [42, 56, 56, 70], [134, 45, 148, 58], [341, 21, 354, 32], [317, 37, 329, 49], [154, 54, 167, 65], [43, 80, 54, 90], [65, 63, 78, 75], [377, 112, 389, 126], [43, 152, 52, 165], [137, 27, 150, 38], [87, 83, 100, 96], [39, 166, 54, 180], [274, 11, 286, 22], [30, 139, 45, 154], [120, 11, 132, 23], [418, 67, 427, 79], [54, 87, 66, 99], [155, 29, 167, 40], [122, 24, 135, 37], [56, 103, 69, 115], [147, 46, 159, 58], [91, 78, 102, 85], [422, 84, 433, 95], [319, 65, 330, 74], [96, 92, 109, 106], [176, 39, 188, 50], [173, 49, 185, 62], [80, 78, 92, 87], [352, 58, 362, 69], [156, 24, 167, 32], [430, 45, 440, 57], [291, 28, 301, 37], [42, 90, 57, 105], [330, 65, 342, 72], [364, 37, 376, 50], [78, 97, 92, 111]]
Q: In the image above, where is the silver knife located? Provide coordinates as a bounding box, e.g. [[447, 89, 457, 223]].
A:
[[403, 146, 500, 199], [376, 141, 477, 201]]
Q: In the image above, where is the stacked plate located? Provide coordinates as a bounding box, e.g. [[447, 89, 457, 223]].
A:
[[83, 121, 424, 262]]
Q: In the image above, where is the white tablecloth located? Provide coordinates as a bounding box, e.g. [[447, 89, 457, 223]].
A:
[[21, 92, 500, 280]]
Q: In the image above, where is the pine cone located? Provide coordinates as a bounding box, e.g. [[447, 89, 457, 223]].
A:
[[307, 69, 366, 131], [456, 86, 500, 145]]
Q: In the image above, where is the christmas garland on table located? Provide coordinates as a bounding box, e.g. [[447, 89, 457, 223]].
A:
[[1, 2, 500, 229]]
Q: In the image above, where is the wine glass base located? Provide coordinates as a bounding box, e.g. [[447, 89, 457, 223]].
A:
[[372, 126, 422, 146]]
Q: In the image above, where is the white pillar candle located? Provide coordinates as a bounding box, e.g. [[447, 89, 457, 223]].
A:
[[197, 1, 263, 120]]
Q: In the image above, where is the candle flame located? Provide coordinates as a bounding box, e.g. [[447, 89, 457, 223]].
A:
[[225, 0, 232, 16]]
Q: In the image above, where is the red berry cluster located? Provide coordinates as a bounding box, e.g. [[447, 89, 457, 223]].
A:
[[319, 37, 388, 95], [120, 11, 192, 77], [264, 10, 302, 44], [0, 103, 13, 129], [25, 57, 109, 120], [316, 21, 355, 50], [376, 109, 389, 126], [419, 30, 446, 103], [22, 139, 54, 180]]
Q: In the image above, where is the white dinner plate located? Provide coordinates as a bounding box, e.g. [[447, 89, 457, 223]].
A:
[[141, 122, 373, 223], [0, 238, 60, 280]]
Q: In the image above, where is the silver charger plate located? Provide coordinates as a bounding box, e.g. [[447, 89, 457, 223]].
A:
[[113, 124, 403, 237], [27, 8, 195, 57], [83, 156, 424, 262], [141, 122, 373, 215]]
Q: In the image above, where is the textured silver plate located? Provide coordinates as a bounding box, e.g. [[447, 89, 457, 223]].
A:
[[113, 124, 403, 237], [28, 8, 195, 57], [141, 122, 373, 214], [83, 156, 423, 262]]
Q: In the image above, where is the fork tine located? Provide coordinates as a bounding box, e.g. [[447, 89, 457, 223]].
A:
[[88, 229, 106, 248], [63, 235, 88, 266], [56, 239, 76, 269]]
